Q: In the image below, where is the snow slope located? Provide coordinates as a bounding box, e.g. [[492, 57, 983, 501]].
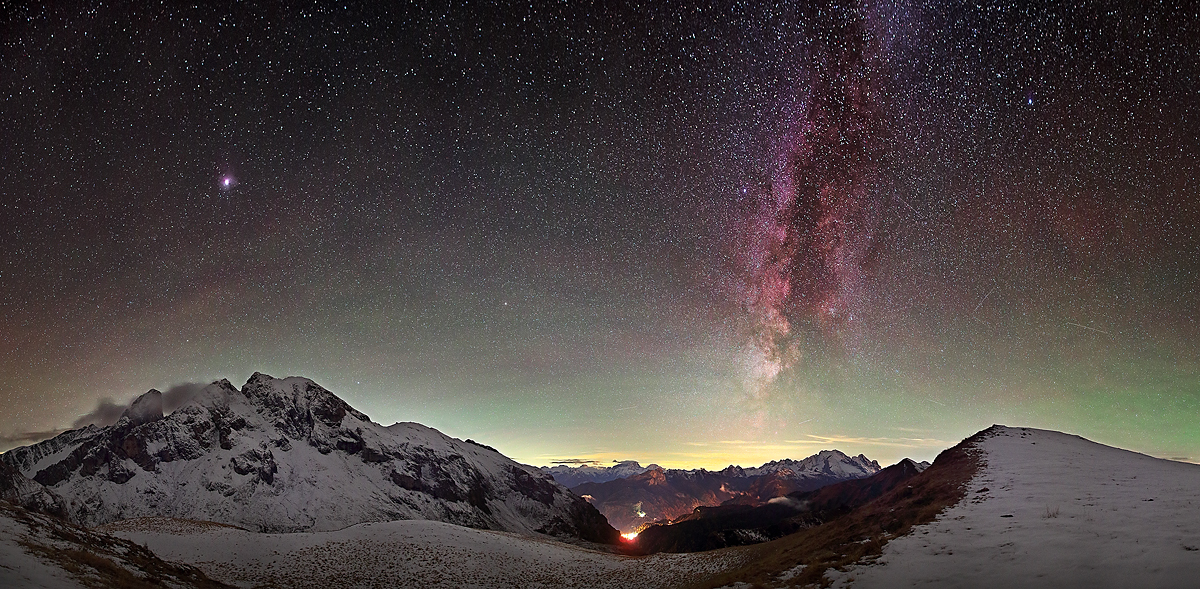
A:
[[1, 373, 615, 542], [0, 505, 88, 589], [828, 426, 1200, 588], [0, 501, 228, 589], [103, 517, 748, 589]]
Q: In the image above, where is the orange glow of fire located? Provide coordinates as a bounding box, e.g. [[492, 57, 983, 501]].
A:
[[620, 531, 639, 541]]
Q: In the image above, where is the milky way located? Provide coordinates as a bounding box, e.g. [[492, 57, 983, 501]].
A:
[[1, 1, 1197, 468], [743, 2, 888, 400]]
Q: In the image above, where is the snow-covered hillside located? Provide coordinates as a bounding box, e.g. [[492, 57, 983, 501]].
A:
[[828, 426, 1200, 588], [1, 373, 616, 542], [103, 516, 747, 589], [0, 502, 229, 589]]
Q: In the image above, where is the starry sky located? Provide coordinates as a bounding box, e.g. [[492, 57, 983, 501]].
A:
[[2, 1, 1198, 469]]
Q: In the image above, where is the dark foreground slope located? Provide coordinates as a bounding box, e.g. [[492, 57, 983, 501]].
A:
[[635, 458, 927, 553]]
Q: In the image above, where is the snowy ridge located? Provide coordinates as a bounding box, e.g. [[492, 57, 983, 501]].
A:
[[741, 450, 880, 480], [541, 460, 660, 488], [828, 426, 1200, 588], [0, 373, 616, 542], [542, 451, 881, 489]]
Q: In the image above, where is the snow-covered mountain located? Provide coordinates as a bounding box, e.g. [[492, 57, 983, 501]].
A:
[[10, 423, 1192, 588], [703, 425, 1200, 587], [541, 460, 660, 488], [741, 450, 881, 480], [0, 460, 66, 519], [0, 373, 617, 543]]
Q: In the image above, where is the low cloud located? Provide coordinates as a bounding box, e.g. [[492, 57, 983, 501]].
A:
[[69, 382, 207, 429], [162, 382, 207, 412], [0, 429, 68, 449], [548, 459, 602, 466], [767, 496, 807, 510], [1, 382, 210, 453], [70, 398, 127, 429], [2, 397, 134, 451]]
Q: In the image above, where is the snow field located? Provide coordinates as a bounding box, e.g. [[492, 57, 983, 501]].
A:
[[0, 513, 87, 589], [106, 517, 748, 588], [827, 426, 1200, 588]]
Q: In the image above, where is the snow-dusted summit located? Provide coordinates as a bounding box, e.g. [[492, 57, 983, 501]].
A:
[[542, 452, 880, 491], [739, 450, 880, 480], [541, 460, 660, 488], [0, 373, 617, 542]]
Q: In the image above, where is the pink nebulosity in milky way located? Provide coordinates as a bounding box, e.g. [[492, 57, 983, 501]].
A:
[[742, 3, 889, 397]]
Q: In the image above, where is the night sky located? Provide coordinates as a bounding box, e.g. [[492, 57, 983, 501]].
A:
[[2, 1, 1198, 468]]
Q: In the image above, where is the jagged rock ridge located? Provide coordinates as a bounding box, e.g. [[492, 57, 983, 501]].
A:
[[540, 460, 660, 488], [1, 373, 618, 543]]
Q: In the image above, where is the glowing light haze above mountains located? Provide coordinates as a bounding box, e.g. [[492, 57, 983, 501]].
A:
[[2, 1, 1197, 468]]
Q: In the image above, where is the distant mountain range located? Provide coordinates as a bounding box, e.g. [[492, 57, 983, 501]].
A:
[[540, 460, 659, 488], [0, 373, 618, 543], [554, 450, 884, 533], [632, 458, 930, 553]]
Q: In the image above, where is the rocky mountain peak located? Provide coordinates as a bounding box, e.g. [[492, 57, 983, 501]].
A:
[[122, 389, 164, 426], [0, 373, 619, 543], [638, 468, 667, 485]]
